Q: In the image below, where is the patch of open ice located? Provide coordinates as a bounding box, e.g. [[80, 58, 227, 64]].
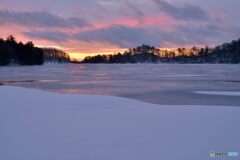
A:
[[154, 74, 206, 78], [1, 86, 240, 160], [195, 91, 240, 96]]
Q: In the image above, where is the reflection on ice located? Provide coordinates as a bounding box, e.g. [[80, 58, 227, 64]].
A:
[[0, 64, 240, 106], [195, 91, 240, 96]]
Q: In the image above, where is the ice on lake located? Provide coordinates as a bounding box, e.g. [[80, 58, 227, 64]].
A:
[[0, 64, 240, 106], [195, 91, 240, 96]]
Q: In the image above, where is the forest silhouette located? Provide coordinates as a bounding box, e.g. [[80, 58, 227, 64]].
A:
[[0, 35, 70, 65], [82, 39, 240, 64], [1, 35, 240, 65]]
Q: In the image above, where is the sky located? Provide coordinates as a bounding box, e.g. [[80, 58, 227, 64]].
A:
[[0, 0, 240, 59]]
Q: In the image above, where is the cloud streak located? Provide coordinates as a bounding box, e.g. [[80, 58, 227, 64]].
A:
[[74, 25, 153, 47], [23, 23, 224, 48], [154, 0, 209, 21], [0, 10, 92, 28], [23, 31, 70, 43]]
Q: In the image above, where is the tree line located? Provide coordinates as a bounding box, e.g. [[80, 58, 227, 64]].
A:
[[1, 35, 240, 65], [82, 39, 240, 64], [0, 35, 71, 66], [42, 48, 70, 63], [0, 35, 44, 65]]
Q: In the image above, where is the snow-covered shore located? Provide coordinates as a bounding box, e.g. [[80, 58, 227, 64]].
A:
[[1, 86, 240, 160]]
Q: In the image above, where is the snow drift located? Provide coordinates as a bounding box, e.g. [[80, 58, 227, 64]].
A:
[[1, 86, 240, 160]]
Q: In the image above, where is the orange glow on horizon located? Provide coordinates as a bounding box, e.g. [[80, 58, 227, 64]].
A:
[[69, 52, 113, 61], [69, 49, 127, 61], [68, 47, 181, 61]]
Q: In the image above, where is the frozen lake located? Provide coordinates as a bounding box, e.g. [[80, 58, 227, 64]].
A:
[[1, 64, 240, 160], [0, 64, 240, 106]]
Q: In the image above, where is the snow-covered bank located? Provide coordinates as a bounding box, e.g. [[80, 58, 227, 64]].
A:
[[1, 86, 240, 160]]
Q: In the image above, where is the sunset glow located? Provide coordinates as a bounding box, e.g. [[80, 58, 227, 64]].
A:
[[0, 0, 240, 59], [69, 51, 125, 61]]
